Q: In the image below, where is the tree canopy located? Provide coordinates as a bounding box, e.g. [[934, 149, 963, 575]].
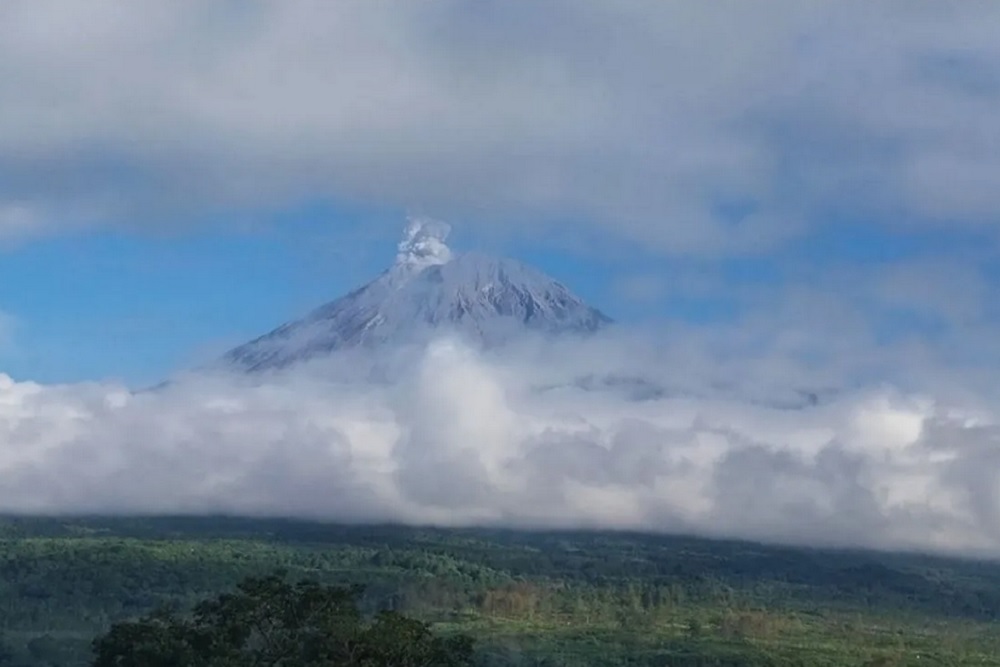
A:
[[90, 573, 474, 667]]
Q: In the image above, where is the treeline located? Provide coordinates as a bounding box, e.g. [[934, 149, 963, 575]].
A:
[[4, 519, 1000, 622], [1, 517, 1000, 665]]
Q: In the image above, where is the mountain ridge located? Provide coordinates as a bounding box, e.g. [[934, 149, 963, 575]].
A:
[[223, 218, 613, 371]]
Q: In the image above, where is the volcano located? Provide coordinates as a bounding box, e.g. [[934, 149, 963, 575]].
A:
[[223, 218, 613, 371]]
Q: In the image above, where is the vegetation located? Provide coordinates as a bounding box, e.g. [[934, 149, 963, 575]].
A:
[[1, 516, 1000, 665], [90, 574, 473, 666]]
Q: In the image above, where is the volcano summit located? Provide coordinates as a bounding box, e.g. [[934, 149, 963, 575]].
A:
[[224, 218, 613, 371]]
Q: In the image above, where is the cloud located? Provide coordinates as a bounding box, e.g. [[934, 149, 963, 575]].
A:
[[2, 2, 1000, 252], [875, 258, 988, 324], [2, 1, 1000, 560], [2, 331, 1000, 557], [0, 203, 46, 243]]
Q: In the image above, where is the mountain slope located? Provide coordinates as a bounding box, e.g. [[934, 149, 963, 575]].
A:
[[224, 218, 612, 371]]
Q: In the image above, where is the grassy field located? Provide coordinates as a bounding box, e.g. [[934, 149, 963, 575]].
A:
[[1, 516, 999, 665]]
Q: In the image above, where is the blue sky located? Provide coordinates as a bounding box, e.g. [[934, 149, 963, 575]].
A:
[[0, 205, 991, 385], [9, 2, 1000, 551], [2, 2, 1000, 386], [0, 207, 637, 383]]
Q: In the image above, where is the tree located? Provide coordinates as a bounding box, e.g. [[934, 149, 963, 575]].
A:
[[90, 573, 474, 667], [0, 636, 13, 665]]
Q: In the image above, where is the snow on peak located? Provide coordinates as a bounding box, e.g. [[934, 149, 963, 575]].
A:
[[221, 217, 614, 371], [396, 216, 452, 268]]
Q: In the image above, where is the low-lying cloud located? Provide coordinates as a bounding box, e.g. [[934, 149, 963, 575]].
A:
[[2, 331, 998, 558]]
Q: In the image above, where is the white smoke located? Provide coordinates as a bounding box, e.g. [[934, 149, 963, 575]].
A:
[[396, 216, 452, 268], [2, 332, 1000, 557]]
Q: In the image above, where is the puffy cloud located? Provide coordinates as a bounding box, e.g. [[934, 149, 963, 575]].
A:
[[2, 2, 1000, 252], [2, 333, 1000, 557]]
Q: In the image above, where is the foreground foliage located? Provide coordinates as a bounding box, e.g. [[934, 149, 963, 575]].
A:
[[1, 517, 1000, 665], [90, 574, 473, 667]]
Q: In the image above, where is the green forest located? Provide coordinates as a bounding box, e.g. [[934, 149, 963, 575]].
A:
[[1, 516, 1000, 666]]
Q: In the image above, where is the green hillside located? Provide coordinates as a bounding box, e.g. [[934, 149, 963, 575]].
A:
[[1, 516, 999, 666]]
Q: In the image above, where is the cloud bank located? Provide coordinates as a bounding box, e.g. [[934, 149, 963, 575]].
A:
[[2, 2, 1000, 560], [2, 331, 999, 558], [3, 1, 1000, 252]]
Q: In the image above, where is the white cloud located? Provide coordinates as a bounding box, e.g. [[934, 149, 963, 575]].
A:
[[2, 333, 1000, 557], [1, 0, 1000, 559], [2, 2, 1000, 252]]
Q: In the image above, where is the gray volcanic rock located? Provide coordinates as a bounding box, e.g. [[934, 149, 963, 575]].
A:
[[223, 218, 612, 371]]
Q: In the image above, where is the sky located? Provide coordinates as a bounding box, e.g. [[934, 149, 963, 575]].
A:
[[2, 1, 1000, 385], [4, 1, 1000, 554]]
